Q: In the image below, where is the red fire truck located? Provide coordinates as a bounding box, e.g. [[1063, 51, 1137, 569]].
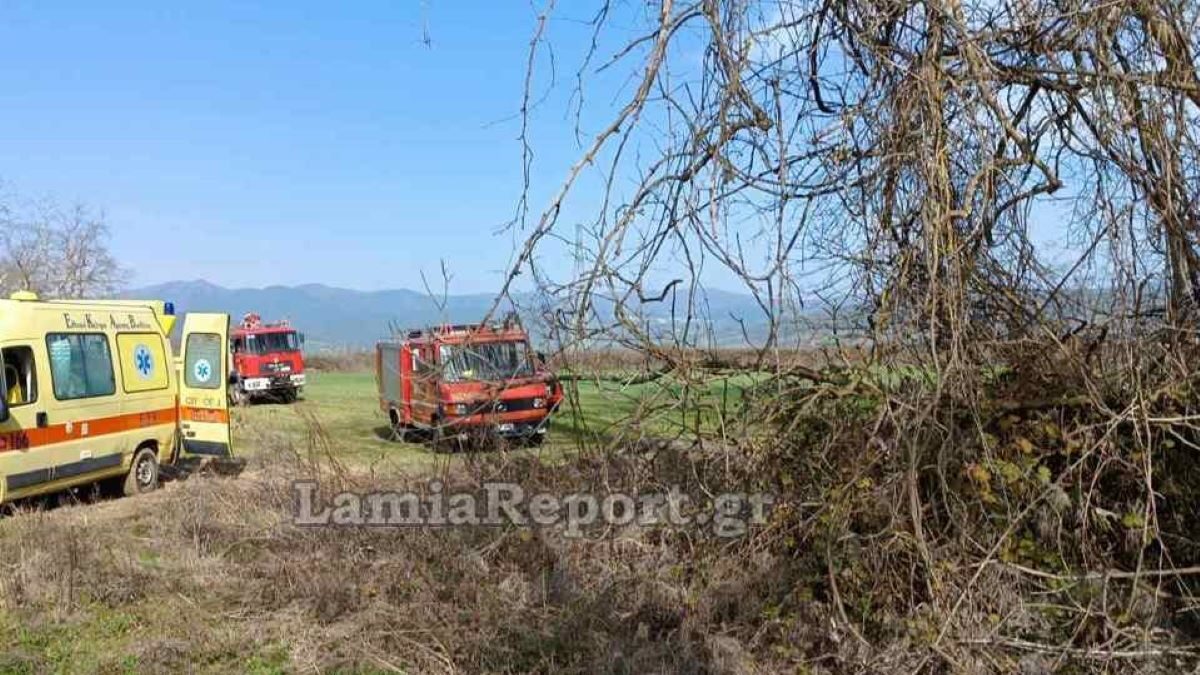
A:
[[376, 316, 562, 445], [230, 313, 307, 404]]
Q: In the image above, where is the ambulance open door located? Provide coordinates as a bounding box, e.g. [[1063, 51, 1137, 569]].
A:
[[178, 313, 233, 458]]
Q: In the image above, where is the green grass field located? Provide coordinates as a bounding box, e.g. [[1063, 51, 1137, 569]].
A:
[[234, 371, 581, 472], [233, 371, 419, 466], [232, 370, 758, 470]]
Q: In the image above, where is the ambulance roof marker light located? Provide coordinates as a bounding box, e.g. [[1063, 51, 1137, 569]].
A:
[[9, 291, 39, 302], [159, 301, 178, 336]]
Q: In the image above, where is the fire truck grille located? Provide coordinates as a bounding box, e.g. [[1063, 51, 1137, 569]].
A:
[[464, 397, 543, 415], [262, 361, 294, 373]]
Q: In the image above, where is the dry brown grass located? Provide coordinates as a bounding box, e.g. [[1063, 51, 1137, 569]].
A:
[[0, 425, 812, 674]]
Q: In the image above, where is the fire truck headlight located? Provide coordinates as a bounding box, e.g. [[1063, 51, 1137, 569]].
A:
[[533, 397, 546, 409], [453, 403, 468, 416]]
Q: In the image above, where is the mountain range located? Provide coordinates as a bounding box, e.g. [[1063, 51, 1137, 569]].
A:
[[126, 280, 839, 349]]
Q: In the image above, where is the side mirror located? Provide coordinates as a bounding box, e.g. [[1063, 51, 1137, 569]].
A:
[[0, 398, 9, 424], [536, 351, 547, 366], [299, 333, 307, 346]]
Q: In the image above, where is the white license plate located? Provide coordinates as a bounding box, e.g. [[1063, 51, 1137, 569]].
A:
[[498, 423, 514, 432]]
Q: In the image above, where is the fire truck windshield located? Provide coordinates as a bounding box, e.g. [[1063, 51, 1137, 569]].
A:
[[439, 341, 533, 382], [245, 332, 300, 354]]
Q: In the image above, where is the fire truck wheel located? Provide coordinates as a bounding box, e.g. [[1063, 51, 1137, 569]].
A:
[[386, 410, 404, 441], [391, 423, 409, 442], [123, 447, 160, 497]]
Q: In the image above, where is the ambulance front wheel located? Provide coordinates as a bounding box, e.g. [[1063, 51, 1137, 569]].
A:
[[124, 447, 160, 497]]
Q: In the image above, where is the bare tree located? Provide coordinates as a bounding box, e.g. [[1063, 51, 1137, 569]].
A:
[[0, 199, 124, 298], [505, 0, 1200, 669]]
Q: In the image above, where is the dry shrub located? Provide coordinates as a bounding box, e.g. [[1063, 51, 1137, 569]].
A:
[[305, 350, 374, 373], [731, 338, 1200, 672], [556, 346, 863, 379]]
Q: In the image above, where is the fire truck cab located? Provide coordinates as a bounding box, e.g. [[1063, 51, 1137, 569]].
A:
[[0, 292, 234, 505], [376, 316, 562, 445], [230, 313, 306, 404]]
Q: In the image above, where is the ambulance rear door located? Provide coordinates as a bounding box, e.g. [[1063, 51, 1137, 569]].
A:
[[178, 313, 233, 458]]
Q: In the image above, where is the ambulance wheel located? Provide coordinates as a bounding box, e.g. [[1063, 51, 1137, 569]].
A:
[[124, 447, 160, 497]]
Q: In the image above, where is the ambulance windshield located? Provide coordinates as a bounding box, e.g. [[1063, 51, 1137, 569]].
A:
[[439, 341, 533, 382]]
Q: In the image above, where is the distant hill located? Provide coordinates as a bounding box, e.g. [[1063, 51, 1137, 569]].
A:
[[126, 280, 849, 349], [125, 280, 505, 349]]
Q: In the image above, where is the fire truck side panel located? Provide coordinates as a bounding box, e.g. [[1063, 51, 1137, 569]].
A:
[[374, 345, 385, 408], [377, 342, 404, 419], [399, 343, 414, 424]]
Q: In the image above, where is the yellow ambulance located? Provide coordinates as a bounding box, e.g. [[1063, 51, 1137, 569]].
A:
[[0, 291, 233, 504]]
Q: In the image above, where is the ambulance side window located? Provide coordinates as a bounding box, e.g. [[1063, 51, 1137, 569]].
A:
[[2, 346, 38, 406], [185, 333, 222, 390], [46, 333, 116, 400]]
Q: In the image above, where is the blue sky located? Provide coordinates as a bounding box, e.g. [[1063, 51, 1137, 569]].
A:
[[0, 2, 1081, 301], [0, 1, 616, 292]]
